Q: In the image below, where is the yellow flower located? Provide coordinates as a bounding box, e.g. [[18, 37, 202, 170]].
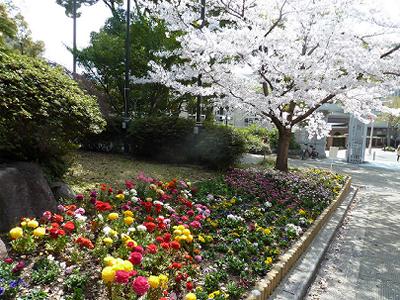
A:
[[179, 235, 187, 241], [122, 260, 133, 271], [158, 274, 168, 284], [115, 194, 125, 200], [104, 256, 115, 266], [109, 229, 118, 236], [186, 234, 194, 242], [125, 239, 137, 247], [145, 197, 153, 202], [20, 221, 27, 227], [107, 213, 119, 221], [33, 227, 46, 238], [182, 228, 191, 236], [298, 209, 306, 216], [148, 275, 160, 288], [265, 257, 273, 265], [121, 233, 131, 242], [198, 235, 205, 243], [123, 210, 134, 217], [173, 229, 182, 235], [101, 266, 115, 283], [9, 227, 23, 239], [27, 219, 39, 229], [185, 293, 197, 300], [124, 216, 134, 225], [103, 237, 113, 245], [264, 228, 271, 235]]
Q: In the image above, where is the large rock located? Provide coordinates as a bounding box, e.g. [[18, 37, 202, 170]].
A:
[[51, 181, 75, 201], [0, 238, 7, 259], [0, 162, 57, 232]]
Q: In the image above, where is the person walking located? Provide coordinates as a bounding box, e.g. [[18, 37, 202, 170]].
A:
[[397, 144, 400, 162]]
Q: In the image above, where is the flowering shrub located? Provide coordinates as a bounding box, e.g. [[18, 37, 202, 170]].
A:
[[2, 168, 345, 299]]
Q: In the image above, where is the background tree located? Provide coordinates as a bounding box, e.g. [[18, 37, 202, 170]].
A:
[[76, 12, 187, 117], [0, 2, 44, 57], [137, 0, 400, 171], [380, 97, 400, 147]]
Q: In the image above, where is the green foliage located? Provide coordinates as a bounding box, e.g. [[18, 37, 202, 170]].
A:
[[64, 270, 89, 300], [128, 116, 195, 162], [0, 3, 44, 57], [193, 125, 247, 169], [236, 125, 271, 154], [19, 290, 49, 300], [31, 258, 60, 285], [77, 13, 187, 116], [0, 52, 105, 178]]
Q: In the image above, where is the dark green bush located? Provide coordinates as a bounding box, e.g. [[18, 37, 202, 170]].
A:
[[128, 116, 195, 162], [0, 52, 105, 178], [236, 125, 271, 155], [81, 117, 125, 153], [192, 125, 247, 169], [126, 117, 246, 169]]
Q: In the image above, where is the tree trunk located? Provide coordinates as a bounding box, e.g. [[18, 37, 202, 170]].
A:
[[275, 128, 291, 172]]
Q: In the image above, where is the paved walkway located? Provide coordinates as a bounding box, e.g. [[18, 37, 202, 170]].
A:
[[290, 158, 400, 300], [241, 153, 400, 299]]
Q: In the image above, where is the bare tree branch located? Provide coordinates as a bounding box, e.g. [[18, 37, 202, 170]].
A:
[[381, 44, 400, 59], [291, 94, 336, 125]]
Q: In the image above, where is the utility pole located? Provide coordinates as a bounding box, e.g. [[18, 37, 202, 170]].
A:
[[195, 0, 206, 133], [368, 119, 374, 155], [72, 0, 77, 76]]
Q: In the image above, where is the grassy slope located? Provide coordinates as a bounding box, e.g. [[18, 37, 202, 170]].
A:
[[64, 151, 217, 193]]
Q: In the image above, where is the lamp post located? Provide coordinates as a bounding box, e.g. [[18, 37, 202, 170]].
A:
[[72, 0, 77, 76], [122, 0, 131, 152], [194, 0, 206, 134], [368, 115, 375, 155]]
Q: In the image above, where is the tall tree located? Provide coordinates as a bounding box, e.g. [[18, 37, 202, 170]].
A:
[[137, 0, 400, 171], [76, 12, 186, 117]]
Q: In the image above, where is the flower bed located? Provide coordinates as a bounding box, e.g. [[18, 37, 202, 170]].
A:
[[0, 168, 346, 300]]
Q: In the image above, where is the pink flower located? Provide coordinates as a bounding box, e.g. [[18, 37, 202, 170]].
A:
[[189, 221, 201, 229], [129, 252, 143, 265], [132, 276, 150, 296], [132, 246, 144, 254], [115, 270, 131, 283]]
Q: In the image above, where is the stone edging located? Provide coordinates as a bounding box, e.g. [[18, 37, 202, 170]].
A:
[[246, 176, 352, 300]]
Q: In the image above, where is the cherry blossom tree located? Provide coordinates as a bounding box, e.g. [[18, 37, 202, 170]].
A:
[[136, 0, 400, 171]]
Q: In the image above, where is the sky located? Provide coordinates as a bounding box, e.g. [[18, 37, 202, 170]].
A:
[[12, 0, 112, 71], [10, 0, 400, 73]]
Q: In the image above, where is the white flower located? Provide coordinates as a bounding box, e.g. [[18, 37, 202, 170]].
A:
[[153, 201, 164, 206], [137, 225, 147, 232], [285, 223, 303, 236], [131, 196, 139, 203], [103, 226, 112, 235], [47, 254, 55, 261], [130, 189, 137, 196], [206, 194, 214, 201], [123, 190, 130, 196], [264, 201, 272, 208], [97, 214, 104, 221], [75, 214, 87, 222], [128, 227, 136, 233], [251, 289, 261, 297], [59, 262, 66, 269], [227, 214, 244, 222]]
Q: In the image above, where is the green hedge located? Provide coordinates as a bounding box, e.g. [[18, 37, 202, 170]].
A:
[[128, 116, 195, 162], [0, 52, 105, 177], [124, 117, 246, 169], [236, 125, 271, 155]]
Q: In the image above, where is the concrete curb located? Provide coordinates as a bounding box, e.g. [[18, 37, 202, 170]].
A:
[[246, 177, 354, 300], [270, 184, 358, 299]]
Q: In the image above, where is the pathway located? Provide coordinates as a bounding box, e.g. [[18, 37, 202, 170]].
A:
[[289, 158, 400, 300]]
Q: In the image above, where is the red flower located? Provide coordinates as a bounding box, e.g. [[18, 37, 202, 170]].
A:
[[100, 184, 107, 191], [170, 262, 182, 269], [95, 200, 112, 211], [144, 222, 156, 233], [127, 241, 136, 249], [51, 222, 60, 228], [129, 252, 143, 265], [3, 258, 13, 264], [170, 241, 181, 250], [175, 273, 183, 283], [115, 270, 131, 283], [163, 233, 171, 242], [187, 210, 194, 217], [125, 180, 134, 189], [186, 281, 194, 290], [49, 227, 65, 238], [63, 221, 75, 232], [142, 202, 152, 213], [129, 270, 138, 277], [42, 211, 52, 221], [132, 246, 144, 254], [146, 216, 155, 222], [181, 216, 189, 222], [147, 244, 157, 254], [195, 215, 205, 221], [132, 276, 150, 296], [156, 236, 164, 243], [76, 237, 94, 249], [155, 204, 162, 213], [160, 242, 170, 249], [52, 214, 64, 223]]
